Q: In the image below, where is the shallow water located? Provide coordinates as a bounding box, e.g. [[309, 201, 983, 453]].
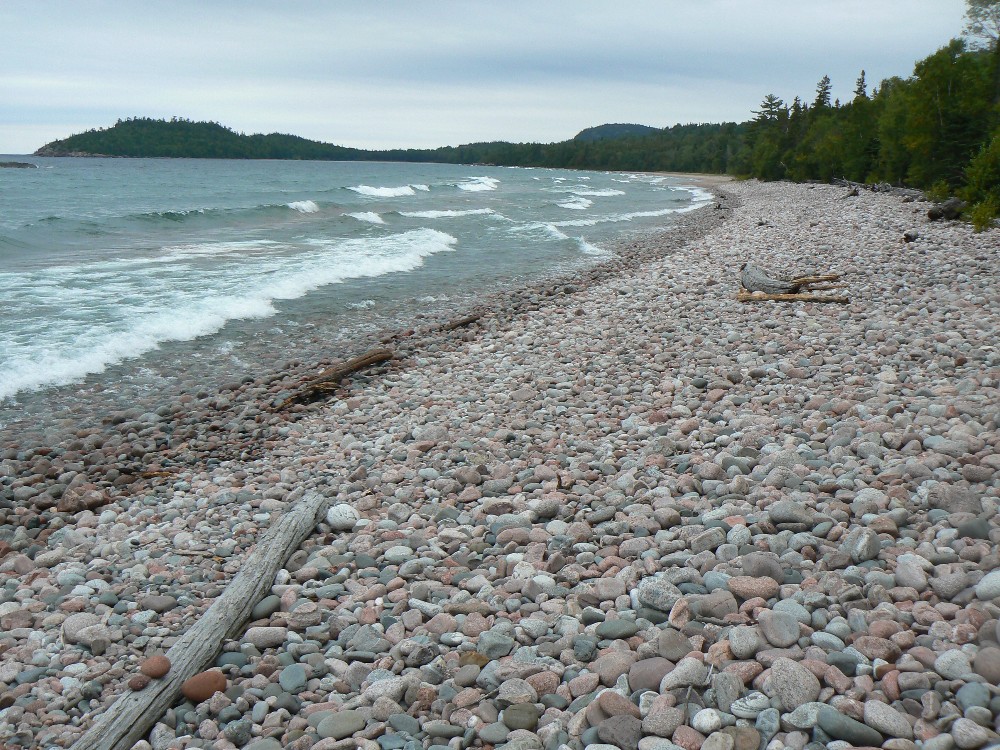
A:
[[0, 158, 709, 444]]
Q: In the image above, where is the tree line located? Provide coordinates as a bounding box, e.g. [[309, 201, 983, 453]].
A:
[[34, 4, 1000, 228]]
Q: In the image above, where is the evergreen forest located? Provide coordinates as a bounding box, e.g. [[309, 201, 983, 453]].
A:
[[34, 3, 1000, 227]]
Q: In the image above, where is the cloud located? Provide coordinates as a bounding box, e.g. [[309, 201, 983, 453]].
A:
[[0, 0, 969, 153]]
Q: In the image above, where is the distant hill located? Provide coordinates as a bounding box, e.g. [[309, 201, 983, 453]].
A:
[[573, 123, 660, 142], [33, 116, 747, 175], [35, 117, 367, 160]]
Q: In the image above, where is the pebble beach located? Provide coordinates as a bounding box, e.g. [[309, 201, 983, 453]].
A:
[[2, 178, 1000, 750]]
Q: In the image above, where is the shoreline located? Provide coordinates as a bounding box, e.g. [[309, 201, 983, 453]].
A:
[[2, 180, 1000, 750]]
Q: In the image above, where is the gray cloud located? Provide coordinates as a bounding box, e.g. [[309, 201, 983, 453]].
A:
[[1, 0, 968, 153]]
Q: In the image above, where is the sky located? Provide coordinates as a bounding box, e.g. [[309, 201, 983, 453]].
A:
[[1, 0, 971, 154]]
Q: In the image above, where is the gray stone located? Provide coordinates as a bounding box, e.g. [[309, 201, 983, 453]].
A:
[[783, 702, 826, 730], [479, 722, 510, 744], [660, 657, 708, 690], [757, 610, 800, 648], [817, 706, 883, 747], [641, 707, 684, 738], [863, 699, 913, 739], [278, 663, 307, 692], [478, 631, 516, 659], [598, 715, 643, 750], [326, 504, 360, 531], [657, 628, 692, 661], [841, 527, 880, 563], [637, 577, 683, 612], [730, 691, 770, 719], [975, 570, 1000, 601], [728, 625, 761, 659], [316, 710, 365, 740], [935, 650, 973, 680], [951, 717, 990, 750], [768, 500, 814, 525], [502, 704, 541, 731], [767, 657, 820, 711], [596, 619, 639, 640]]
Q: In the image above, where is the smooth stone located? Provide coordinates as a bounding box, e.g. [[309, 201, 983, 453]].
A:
[[976, 570, 1000, 600], [952, 717, 990, 749], [767, 657, 820, 711], [730, 691, 770, 719], [502, 704, 541, 731], [817, 706, 884, 747], [972, 646, 1000, 683], [935, 650, 973, 680], [863, 699, 913, 739], [728, 625, 761, 659], [181, 670, 227, 703], [326, 504, 361, 531], [758, 610, 800, 648], [596, 619, 639, 640], [479, 722, 510, 744], [278, 663, 307, 692], [317, 710, 366, 740], [251, 595, 282, 620], [597, 715, 643, 750], [956, 683, 991, 712]]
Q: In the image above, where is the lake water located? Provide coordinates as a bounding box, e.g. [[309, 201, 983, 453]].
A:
[[0, 157, 709, 443]]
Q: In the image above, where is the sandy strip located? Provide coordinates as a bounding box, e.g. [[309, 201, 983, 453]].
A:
[[1, 179, 999, 750]]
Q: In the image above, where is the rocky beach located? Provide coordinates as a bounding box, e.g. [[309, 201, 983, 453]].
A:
[[2, 178, 999, 750]]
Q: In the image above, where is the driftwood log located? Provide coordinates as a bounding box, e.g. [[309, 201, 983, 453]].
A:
[[71, 491, 329, 750], [284, 348, 394, 406], [739, 263, 846, 303], [438, 313, 482, 332], [737, 290, 849, 304]]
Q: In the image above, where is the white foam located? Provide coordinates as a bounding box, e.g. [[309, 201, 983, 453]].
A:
[[577, 238, 610, 256], [509, 222, 570, 241], [287, 200, 320, 213], [557, 197, 593, 210], [400, 208, 494, 219], [569, 188, 625, 197], [413, 184, 430, 192], [347, 299, 376, 309], [457, 176, 500, 192], [348, 185, 417, 197], [0, 228, 458, 401], [348, 212, 386, 224]]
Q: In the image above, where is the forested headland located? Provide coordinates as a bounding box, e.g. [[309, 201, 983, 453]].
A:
[[34, 3, 1000, 227]]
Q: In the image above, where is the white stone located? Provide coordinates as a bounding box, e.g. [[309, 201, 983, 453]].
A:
[[326, 503, 360, 531]]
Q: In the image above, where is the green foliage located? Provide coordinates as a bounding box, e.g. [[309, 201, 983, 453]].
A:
[[968, 197, 999, 230], [926, 180, 954, 201]]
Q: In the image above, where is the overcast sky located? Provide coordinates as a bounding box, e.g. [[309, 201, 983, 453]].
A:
[[1, 1, 970, 154]]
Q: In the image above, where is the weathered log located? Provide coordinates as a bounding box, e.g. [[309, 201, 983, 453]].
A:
[[71, 491, 329, 750], [289, 348, 394, 403], [740, 263, 801, 294], [439, 313, 482, 332], [789, 273, 841, 285], [737, 290, 849, 304]]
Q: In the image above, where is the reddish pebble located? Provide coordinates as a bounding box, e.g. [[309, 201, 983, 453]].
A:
[[181, 669, 227, 703], [140, 655, 171, 678], [128, 674, 151, 691]]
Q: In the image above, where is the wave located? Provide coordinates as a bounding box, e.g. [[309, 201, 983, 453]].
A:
[[348, 184, 418, 197], [0, 228, 457, 401], [577, 238, 610, 256], [348, 211, 386, 224], [400, 208, 495, 219], [287, 200, 320, 213], [568, 188, 624, 197], [347, 299, 376, 309], [509, 222, 570, 242], [456, 176, 500, 192], [557, 197, 593, 210]]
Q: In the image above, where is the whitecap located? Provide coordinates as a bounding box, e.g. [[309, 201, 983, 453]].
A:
[[287, 200, 320, 213], [348, 185, 417, 197], [0, 228, 458, 401], [456, 176, 500, 192], [348, 211, 386, 224], [557, 197, 593, 210], [400, 208, 495, 219], [577, 238, 611, 257], [347, 299, 376, 309]]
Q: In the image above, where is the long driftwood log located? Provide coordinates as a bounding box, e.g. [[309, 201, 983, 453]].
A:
[[71, 491, 330, 750], [737, 290, 849, 304], [286, 347, 394, 405]]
